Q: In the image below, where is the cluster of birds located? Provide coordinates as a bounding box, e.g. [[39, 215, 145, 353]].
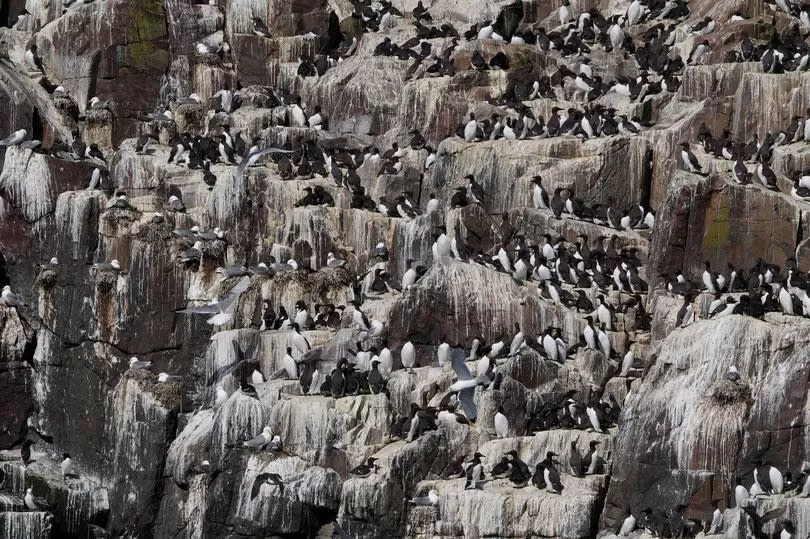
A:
[[7, 0, 810, 534], [460, 444, 603, 495], [616, 457, 810, 537], [679, 116, 810, 201], [668, 257, 810, 326], [430, 220, 651, 323], [722, 1, 810, 72], [456, 103, 654, 143], [527, 175, 656, 231]]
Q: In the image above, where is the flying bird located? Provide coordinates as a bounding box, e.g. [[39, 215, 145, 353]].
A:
[[176, 276, 251, 326]]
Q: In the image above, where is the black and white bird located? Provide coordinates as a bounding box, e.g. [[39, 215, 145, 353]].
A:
[[494, 406, 508, 438], [688, 40, 710, 65], [252, 17, 271, 37], [540, 452, 564, 494], [680, 142, 702, 173], [692, 17, 715, 35], [168, 195, 186, 212], [251, 472, 284, 498]]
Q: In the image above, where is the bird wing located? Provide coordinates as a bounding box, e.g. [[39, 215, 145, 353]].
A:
[[236, 147, 293, 182], [177, 302, 221, 314], [457, 387, 477, 420], [218, 276, 251, 310], [251, 473, 272, 498], [244, 432, 266, 447], [450, 346, 472, 380]]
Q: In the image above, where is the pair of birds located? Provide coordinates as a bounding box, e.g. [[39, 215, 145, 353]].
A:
[[127, 357, 183, 382]]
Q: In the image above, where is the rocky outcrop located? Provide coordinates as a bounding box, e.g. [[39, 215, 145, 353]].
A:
[[3, 0, 810, 537]]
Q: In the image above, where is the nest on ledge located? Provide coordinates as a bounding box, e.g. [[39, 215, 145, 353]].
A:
[[194, 52, 223, 67], [53, 96, 79, 118], [86, 108, 113, 125], [273, 267, 352, 299], [35, 269, 58, 290], [151, 381, 184, 410], [135, 222, 172, 245], [102, 207, 140, 227], [201, 239, 227, 261], [94, 270, 118, 293], [711, 379, 752, 404]]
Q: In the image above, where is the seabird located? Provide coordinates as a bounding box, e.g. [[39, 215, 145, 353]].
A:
[[128, 356, 152, 370], [176, 276, 251, 326], [350, 457, 379, 477], [326, 252, 346, 268], [89, 96, 111, 110], [168, 195, 186, 212], [243, 426, 273, 449], [401, 341, 416, 370], [446, 344, 488, 418], [60, 453, 73, 478], [494, 406, 508, 438], [680, 142, 702, 173], [24, 488, 52, 511], [252, 17, 271, 37], [0, 129, 27, 146], [618, 509, 636, 535], [20, 439, 34, 465], [1, 286, 23, 307], [409, 489, 439, 506], [251, 472, 284, 498], [214, 385, 228, 409], [707, 500, 723, 534], [147, 109, 173, 122], [540, 452, 564, 494], [465, 453, 485, 489]]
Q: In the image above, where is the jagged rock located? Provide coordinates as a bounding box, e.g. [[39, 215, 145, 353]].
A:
[[4, 0, 810, 537], [650, 171, 809, 283], [601, 315, 810, 530], [0, 306, 31, 448], [36, 0, 171, 142]]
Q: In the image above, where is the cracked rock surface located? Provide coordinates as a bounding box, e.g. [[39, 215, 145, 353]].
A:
[[2, 0, 810, 538]]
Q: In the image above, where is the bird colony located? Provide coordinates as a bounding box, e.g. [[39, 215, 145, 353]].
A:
[[2, 0, 810, 537]]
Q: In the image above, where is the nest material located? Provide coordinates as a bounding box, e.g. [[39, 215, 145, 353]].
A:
[[102, 207, 140, 225], [151, 381, 183, 410], [273, 267, 352, 299], [95, 271, 118, 293], [86, 108, 113, 125], [218, 274, 245, 296], [711, 379, 752, 404], [35, 269, 58, 290], [135, 222, 172, 245], [171, 103, 207, 123], [53, 97, 79, 118], [201, 239, 227, 261], [194, 52, 223, 67]]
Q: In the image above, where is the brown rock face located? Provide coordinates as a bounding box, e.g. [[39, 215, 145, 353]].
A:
[[0, 307, 33, 448], [5, 0, 810, 537], [36, 0, 170, 143], [650, 171, 806, 283]]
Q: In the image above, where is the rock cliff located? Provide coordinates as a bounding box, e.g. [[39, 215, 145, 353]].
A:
[[1, 0, 810, 537]]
